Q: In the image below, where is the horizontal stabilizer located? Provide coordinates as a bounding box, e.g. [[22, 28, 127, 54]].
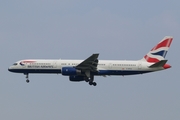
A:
[[149, 60, 168, 68]]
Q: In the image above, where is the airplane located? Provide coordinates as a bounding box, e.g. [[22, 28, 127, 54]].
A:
[[8, 36, 173, 86]]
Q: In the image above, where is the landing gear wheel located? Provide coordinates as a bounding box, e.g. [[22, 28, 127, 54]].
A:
[[89, 82, 93, 86], [26, 79, 30, 83], [93, 82, 97, 86], [89, 82, 97, 86]]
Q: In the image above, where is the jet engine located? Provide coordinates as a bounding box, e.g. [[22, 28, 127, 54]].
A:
[[69, 75, 85, 82], [62, 67, 81, 76]]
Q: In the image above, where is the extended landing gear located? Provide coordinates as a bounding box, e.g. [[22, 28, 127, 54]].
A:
[[25, 73, 30, 83], [85, 75, 97, 86], [89, 81, 97, 86], [26, 79, 30, 83]]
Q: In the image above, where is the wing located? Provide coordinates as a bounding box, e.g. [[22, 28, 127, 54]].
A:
[[75, 53, 99, 72]]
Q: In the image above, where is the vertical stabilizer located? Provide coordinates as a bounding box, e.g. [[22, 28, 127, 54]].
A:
[[141, 36, 173, 63]]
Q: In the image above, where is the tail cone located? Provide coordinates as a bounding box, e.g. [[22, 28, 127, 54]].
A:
[[163, 64, 171, 69]]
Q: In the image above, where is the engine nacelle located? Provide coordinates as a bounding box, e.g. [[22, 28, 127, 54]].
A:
[[69, 75, 85, 82], [62, 67, 81, 76]]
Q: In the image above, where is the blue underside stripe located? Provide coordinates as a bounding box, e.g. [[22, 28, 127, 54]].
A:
[[97, 70, 151, 75], [9, 69, 152, 75]]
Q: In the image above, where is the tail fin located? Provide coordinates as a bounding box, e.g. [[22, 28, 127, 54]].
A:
[[141, 36, 173, 63]]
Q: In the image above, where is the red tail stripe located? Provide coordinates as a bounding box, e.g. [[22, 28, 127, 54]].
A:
[[144, 55, 160, 63], [151, 38, 172, 51]]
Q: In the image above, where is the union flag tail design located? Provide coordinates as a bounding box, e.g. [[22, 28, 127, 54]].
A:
[[141, 36, 173, 63]]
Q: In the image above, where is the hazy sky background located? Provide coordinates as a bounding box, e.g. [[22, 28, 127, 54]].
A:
[[1, 0, 180, 120]]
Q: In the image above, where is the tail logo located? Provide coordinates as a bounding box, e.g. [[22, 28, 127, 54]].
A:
[[143, 36, 173, 63], [151, 50, 167, 58]]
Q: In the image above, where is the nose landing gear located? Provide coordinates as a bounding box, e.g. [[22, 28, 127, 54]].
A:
[[25, 73, 30, 83], [26, 79, 30, 83]]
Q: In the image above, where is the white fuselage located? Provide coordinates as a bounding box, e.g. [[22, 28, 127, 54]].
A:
[[8, 59, 163, 76], [8, 36, 173, 85]]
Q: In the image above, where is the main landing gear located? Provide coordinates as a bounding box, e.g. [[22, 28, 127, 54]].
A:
[[85, 76, 97, 86], [85, 71, 97, 86], [89, 81, 97, 86], [25, 73, 30, 83]]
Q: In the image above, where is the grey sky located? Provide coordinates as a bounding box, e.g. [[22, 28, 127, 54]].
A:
[[0, 0, 180, 120]]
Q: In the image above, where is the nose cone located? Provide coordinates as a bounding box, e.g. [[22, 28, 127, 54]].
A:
[[163, 64, 171, 69], [8, 67, 12, 72], [8, 66, 14, 72]]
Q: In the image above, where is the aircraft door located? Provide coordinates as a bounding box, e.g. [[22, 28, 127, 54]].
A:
[[138, 61, 142, 69], [53, 61, 57, 68], [108, 63, 112, 69]]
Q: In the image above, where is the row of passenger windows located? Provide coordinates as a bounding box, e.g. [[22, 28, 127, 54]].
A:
[[61, 63, 79, 65], [61, 63, 105, 66], [113, 64, 136, 66], [61, 63, 136, 67], [98, 64, 105, 66]]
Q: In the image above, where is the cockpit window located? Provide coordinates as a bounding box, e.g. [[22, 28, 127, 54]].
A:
[[13, 63, 18, 66]]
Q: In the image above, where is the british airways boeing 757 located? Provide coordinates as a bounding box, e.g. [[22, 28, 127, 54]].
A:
[[8, 36, 173, 86]]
